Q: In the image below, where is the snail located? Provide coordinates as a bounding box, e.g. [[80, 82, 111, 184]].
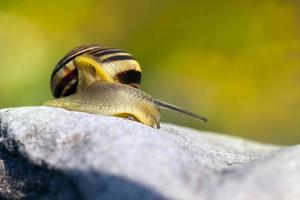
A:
[[44, 44, 208, 128]]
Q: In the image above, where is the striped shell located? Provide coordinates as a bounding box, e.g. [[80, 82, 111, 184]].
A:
[[51, 45, 142, 98]]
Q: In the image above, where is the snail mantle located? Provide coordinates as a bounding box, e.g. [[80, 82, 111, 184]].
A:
[[0, 106, 300, 200]]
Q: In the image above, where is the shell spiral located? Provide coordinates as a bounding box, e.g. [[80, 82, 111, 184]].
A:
[[50, 45, 142, 98]]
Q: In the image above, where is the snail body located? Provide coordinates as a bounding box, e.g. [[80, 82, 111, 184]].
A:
[[45, 81, 161, 128], [45, 45, 207, 128]]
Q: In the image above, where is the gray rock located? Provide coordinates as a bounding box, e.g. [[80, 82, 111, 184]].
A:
[[0, 106, 298, 200]]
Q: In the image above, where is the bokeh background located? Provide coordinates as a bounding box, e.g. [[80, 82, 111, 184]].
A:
[[0, 0, 299, 144]]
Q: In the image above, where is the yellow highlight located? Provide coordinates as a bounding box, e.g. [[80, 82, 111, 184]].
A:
[[74, 56, 115, 82]]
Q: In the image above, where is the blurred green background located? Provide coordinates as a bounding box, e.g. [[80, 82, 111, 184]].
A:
[[0, 0, 299, 144]]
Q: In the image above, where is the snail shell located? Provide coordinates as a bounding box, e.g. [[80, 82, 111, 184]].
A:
[[51, 45, 142, 98]]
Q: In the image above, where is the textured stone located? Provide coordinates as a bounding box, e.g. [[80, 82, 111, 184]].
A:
[[0, 107, 298, 200]]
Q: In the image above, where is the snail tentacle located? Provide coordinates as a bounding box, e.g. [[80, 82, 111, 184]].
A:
[[153, 99, 208, 123]]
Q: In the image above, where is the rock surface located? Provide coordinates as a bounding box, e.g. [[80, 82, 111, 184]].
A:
[[0, 107, 299, 200]]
